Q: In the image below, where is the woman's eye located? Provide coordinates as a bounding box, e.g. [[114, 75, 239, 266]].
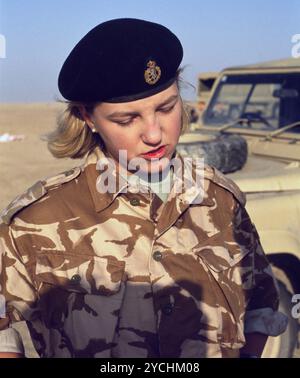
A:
[[159, 105, 175, 113], [115, 119, 133, 126]]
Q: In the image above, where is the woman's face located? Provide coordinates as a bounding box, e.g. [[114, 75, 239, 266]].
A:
[[83, 82, 182, 175]]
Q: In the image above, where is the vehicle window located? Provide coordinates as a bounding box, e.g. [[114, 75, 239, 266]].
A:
[[206, 83, 251, 124], [203, 73, 300, 133], [243, 84, 280, 129]]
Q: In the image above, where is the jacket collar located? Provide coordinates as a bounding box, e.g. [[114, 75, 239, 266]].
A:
[[82, 145, 214, 213]]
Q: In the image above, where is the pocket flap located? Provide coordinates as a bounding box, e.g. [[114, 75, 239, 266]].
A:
[[194, 246, 251, 272], [192, 227, 253, 272], [35, 252, 126, 296]]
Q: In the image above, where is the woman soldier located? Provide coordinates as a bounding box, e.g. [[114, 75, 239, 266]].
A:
[[0, 18, 287, 358]]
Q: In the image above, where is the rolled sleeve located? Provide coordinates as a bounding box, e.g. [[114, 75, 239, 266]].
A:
[[0, 327, 24, 354], [244, 308, 288, 336]]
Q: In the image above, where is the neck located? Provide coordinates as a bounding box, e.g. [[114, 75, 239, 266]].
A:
[[105, 150, 172, 184]]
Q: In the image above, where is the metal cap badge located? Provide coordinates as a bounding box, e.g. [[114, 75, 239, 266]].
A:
[[144, 60, 161, 85]]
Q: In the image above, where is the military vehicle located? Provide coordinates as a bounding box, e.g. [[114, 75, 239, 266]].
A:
[[196, 71, 218, 114], [185, 71, 218, 131], [178, 58, 300, 357]]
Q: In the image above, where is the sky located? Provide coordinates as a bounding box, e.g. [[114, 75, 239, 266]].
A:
[[0, 0, 299, 102]]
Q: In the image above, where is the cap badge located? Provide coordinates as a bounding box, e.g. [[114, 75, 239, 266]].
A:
[[144, 60, 161, 85]]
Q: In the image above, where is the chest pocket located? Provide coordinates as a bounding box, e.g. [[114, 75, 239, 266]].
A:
[[35, 252, 126, 296], [192, 227, 254, 347], [192, 224, 254, 272]]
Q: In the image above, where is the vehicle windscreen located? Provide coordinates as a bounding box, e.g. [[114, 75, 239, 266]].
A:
[[203, 72, 300, 132]]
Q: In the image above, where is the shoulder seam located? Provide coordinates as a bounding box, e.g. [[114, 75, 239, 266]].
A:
[[204, 166, 246, 206], [0, 167, 81, 225]]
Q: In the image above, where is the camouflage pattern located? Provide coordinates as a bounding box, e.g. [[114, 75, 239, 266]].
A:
[[0, 146, 287, 357]]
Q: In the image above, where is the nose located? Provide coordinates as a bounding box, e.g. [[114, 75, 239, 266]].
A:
[[141, 115, 162, 145]]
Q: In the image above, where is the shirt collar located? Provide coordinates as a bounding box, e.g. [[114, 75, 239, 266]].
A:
[[82, 146, 128, 212], [82, 145, 214, 213]]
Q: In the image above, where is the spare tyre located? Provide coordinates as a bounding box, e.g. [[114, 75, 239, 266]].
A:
[[177, 133, 248, 173]]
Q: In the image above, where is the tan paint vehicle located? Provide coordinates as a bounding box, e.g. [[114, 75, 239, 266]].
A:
[[185, 71, 218, 130], [178, 58, 300, 357], [196, 71, 218, 114]]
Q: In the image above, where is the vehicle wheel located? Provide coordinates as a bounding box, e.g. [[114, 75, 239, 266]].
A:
[[177, 133, 248, 174], [262, 281, 299, 358]]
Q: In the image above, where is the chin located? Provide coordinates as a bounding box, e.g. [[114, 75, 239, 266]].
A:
[[139, 157, 171, 175]]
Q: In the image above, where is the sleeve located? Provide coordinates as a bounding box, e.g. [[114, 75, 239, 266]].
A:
[[235, 202, 289, 337], [0, 328, 24, 354], [0, 222, 38, 342]]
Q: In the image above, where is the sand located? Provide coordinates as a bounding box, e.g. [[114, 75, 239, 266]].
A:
[[0, 103, 83, 211]]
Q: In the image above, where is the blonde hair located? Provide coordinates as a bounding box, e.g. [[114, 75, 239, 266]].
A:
[[45, 71, 190, 159]]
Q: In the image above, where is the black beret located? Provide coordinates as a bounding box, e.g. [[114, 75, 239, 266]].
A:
[[58, 18, 183, 103]]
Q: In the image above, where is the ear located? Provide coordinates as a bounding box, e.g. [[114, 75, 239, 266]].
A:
[[79, 105, 94, 129]]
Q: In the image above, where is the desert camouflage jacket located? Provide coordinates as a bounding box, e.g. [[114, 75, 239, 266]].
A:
[[0, 146, 288, 358]]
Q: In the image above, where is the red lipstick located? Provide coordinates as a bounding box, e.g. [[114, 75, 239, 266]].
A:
[[141, 145, 166, 159]]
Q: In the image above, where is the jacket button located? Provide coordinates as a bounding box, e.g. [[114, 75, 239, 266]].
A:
[[161, 304, 173, 315], [130, 198, 140, 206], [70, 274, 81, 284], [153, 251, 163, 261]]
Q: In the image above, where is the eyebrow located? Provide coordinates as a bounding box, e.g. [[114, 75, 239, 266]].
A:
[[107, 94, 179, 118]]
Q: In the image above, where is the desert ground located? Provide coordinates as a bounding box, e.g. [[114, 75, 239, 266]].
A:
[[0, 103, 84, 211], [0, 103, 299, 358]]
